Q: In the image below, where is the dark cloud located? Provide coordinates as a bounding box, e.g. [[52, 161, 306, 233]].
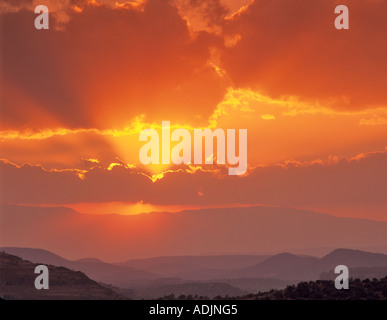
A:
[[1, 151, 386, 215], [3, 0, 385, 132], [0, 1, 227, 130], [220, 0, 387, 109]]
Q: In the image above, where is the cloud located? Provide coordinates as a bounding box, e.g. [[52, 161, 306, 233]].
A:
[[1, 150, 386, 220], [0, 0, 80, 25], [0, 0, 387, 134], [0, 0, 227, 131], [2, 0, 387, 135], [1, 0, 386, 224], [1, 87, 387, 171], [174, 0, 230, 32], [220, 0, 387, 110]]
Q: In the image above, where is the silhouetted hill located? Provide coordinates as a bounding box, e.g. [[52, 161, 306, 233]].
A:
[[0, 252, 126, 300], [237, 253, 318, 280], [228, 249, 387, 281], [312, 249, 387, 280], [1, 247, 70, 266], [0, 247, 158, 287], [1, 247, 272, 283], [317, 248, 387, 271], [230, 277, 387, 300], [320, 266, 387, 281], [216, 278, 294, 294], [118, 255, 270, 279], [134, 281, 247, 299], [3, 246, 387, 300]]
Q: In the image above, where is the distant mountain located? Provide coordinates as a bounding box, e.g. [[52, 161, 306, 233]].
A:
[[317, 248, 387, 271], [2, 204, 387, 261], [235, 253, 319, 280], [0, 247, 272, 284], [0, 252, 126, 300], [2, 247, 387, 299], [1, 247, 72, 267], [3, 247, 387, 286], [0, 247, 158, 287], [228, 249, 387, 281], [132, 281, 247, 299], [215, 278, 294, 294], [118, 255, 270, 279], [318, 249, 387, 280]]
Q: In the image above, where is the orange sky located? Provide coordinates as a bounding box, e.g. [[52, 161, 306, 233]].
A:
[[1, 0, 387, 222]]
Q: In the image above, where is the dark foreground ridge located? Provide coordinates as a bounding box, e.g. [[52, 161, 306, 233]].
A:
[[0, 252, 127, 300], [209, 278, 387, 300]]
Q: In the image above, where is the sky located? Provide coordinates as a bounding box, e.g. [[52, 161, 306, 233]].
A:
[[1, 0, 387, 226]]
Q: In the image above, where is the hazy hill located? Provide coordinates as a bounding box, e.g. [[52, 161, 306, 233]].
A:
[[320, 266, 387, 281], [132, 281, 247, 299], [317, 249, 387, 280], [3, 247, 387, 285], [228, 249, 387, 281], [235, 253, 319, 280], [2, 204, 387, 261], [118, 255, 270, 279], [116, 249, 387, 282], [0, 252, 126, 300], [1, 247, 73, 267], [0, 247, 158, 287], [317, 248, 387, 270], [2, 247, 387, 299], [214, 278, 294, 294], [0, 247, 272, 284]]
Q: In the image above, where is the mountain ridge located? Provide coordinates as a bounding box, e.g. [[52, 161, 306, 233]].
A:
[[2, 204, 387, 261], [0, 252, 127, 300]]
